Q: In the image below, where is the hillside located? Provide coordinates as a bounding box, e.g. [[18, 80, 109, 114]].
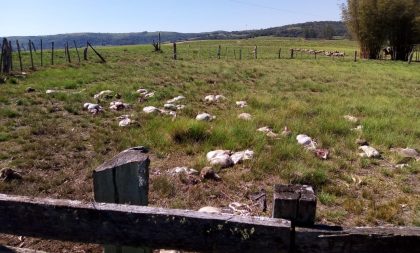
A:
[[1, 21, 347, 49]]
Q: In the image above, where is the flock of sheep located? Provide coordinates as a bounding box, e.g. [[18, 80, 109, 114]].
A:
[[292, 48, 346, 57]]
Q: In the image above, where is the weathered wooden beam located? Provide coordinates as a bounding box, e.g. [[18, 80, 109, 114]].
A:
[[0, 245, 48, 253], [0, 194, 291, 253], [296, 226, 420, 253]]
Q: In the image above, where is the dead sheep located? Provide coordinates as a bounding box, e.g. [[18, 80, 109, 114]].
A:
[[109, 101, 130, 111], [196, 113, 216, 122], [205, 95, 226, 103], [83, 103, 103, 114], [118, 115, 133, 127], [167, 96, 185, 104], [238, 113, 252, 121], [236, 101, 247, 108], [94, 90, 114, 100], [258, 127, 278, 138]]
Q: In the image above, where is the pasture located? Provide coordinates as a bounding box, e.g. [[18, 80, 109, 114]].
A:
[[0, 37, 419, 228]]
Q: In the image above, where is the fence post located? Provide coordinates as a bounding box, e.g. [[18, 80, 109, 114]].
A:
[[16, 40, 23, 72], [254, 46, 258, 59], [173, 42, 177, 60], [74, 40, 81, 63], [354, 51, 357, 62], [93, 148, 151, 253], [273, 184, 317, 253], [0, 42, 3, 73], [9, 41, 13, 71], [278, 48, 281, 59], [239, 48, 242, 60], [51, 42, 54, 65], [66, 42, 72, 63], [290, 49, 294, 59], [217, 45, 221, 59], [40, 40, 43, 67], [87, 42, 106, 63], [29, 40, 34, 70]]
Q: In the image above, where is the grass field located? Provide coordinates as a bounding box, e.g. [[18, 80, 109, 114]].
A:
[[1, 37, 419, 230]]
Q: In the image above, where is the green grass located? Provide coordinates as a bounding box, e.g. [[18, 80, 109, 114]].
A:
[[0, 37, 419, 226]]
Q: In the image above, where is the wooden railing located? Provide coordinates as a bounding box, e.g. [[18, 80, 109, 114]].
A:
[[0, 148, 419, 253]]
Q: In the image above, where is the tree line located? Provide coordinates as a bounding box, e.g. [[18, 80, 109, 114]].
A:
[[342, 0, 420, 60]]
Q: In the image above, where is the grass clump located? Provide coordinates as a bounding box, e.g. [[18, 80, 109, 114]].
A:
[[170, 120, 210, 144]]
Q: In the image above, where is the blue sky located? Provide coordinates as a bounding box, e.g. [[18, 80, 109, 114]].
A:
[[2, 0, 345, 36]]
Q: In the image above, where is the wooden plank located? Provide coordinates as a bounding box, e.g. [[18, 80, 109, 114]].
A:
[[296, 226, 420, 253], [0, 194, 291, 253]]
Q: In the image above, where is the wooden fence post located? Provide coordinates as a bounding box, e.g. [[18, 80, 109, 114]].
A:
[[31, 41, 36, 52], [0, 42, 3, 73], [51, 42, 54, 65], [290, 49, 294, 59], [354, 51, 357, 62], [29, 40, 34, 70], [93, 148, 151, 253], [16, 40, 23, 72], [173, 42, 177, 60], [40, 40, 43, 67], [8, 41, 13, 71], [239, 48, 242, 60], [254, 46, 258, 59], [87, 42, 106, 63], [272, 184, 316, 226], [66, 42, 72, 63], [278, 48, 281, 59], [83, 44, 88, 61], [74, 40, 81, 63]]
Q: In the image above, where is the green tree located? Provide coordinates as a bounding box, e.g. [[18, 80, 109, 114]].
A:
[[342, 0, 420, 60], [323, 25, 335, 40]]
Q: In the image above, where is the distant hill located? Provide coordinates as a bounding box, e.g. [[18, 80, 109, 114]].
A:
[[1, 21, 347, 49]]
